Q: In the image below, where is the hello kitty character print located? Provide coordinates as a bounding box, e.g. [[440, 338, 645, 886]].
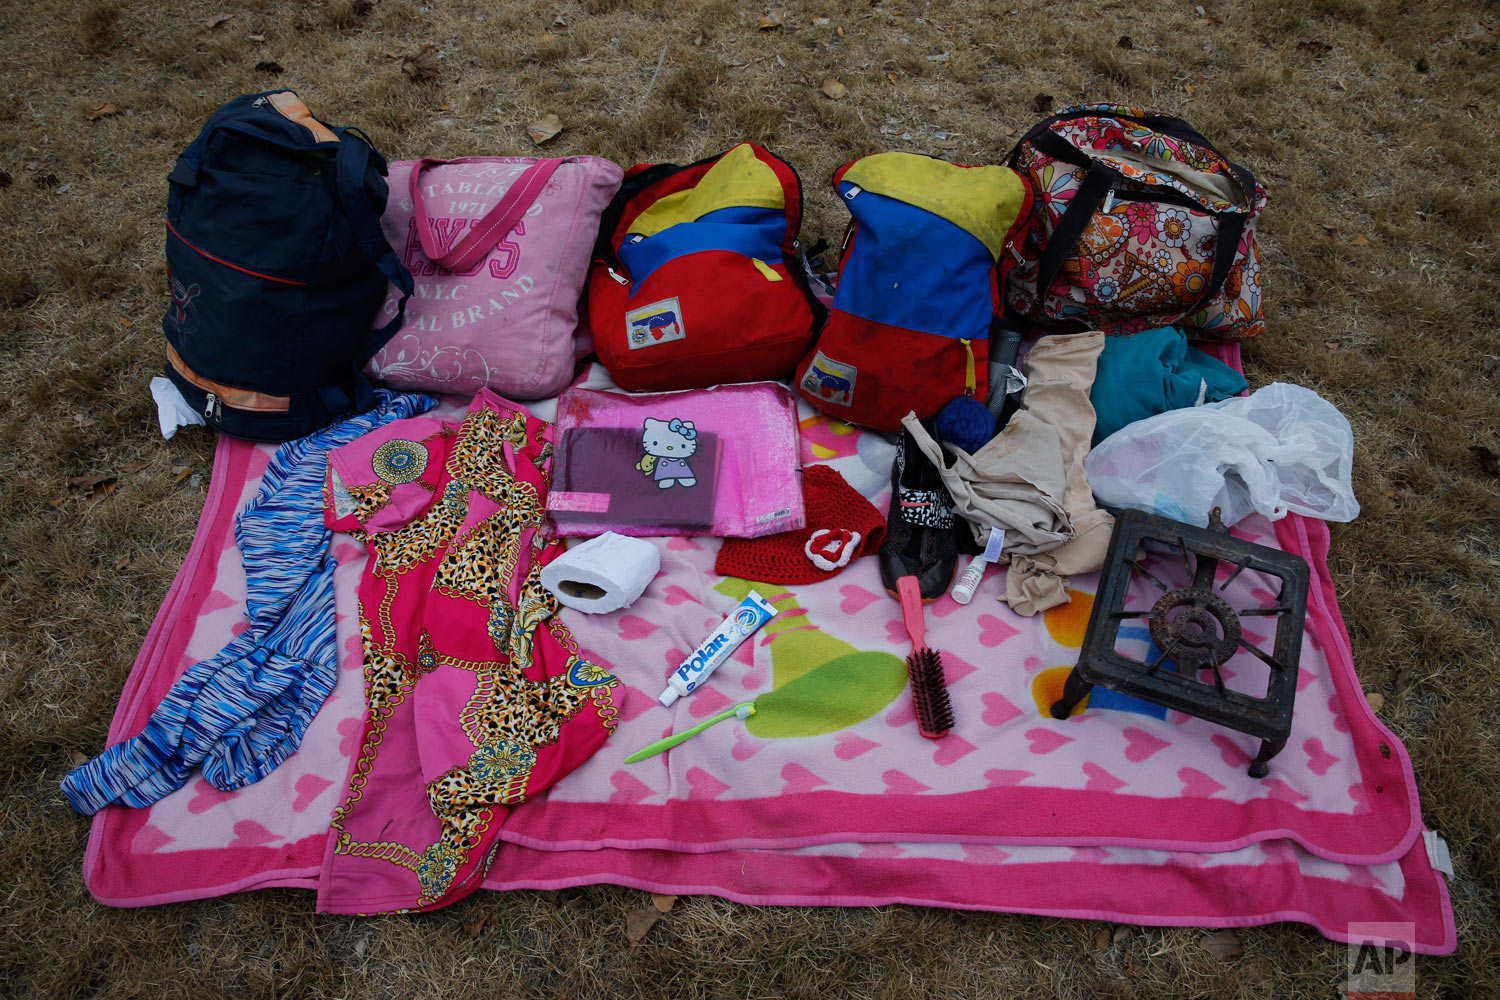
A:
[[636, 417, 698, 489]]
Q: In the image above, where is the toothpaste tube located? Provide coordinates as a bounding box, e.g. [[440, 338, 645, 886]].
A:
[[658, 590, 778, 707]]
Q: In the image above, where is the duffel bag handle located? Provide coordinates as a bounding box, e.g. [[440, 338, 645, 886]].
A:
[[1033, 160, 1115, 304], [1007, 107, 1221, 167], [1034, 159, 1254, 322], [409, 157, 563, 274]]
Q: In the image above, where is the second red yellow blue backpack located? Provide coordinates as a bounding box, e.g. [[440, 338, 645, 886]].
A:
[[794, 152, 1033, 431]]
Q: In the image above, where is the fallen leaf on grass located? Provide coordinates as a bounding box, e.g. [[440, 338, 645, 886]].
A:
[[759, 9, 784, 29], [625, 907, 660, 945], [70, 751, 88, 767], [821, 77, 847, 99], [86, 102, 121, 120], [1093, 926, 1111, 951], [114, 553, 131, 570], [1032, 92, 1054, 113], [1366, 691, 1385, 712], [651, 893, 677, 913], [540, 32, 560, 42], [837, 25, 845, 37], [1111, 925, 1134, 945], [886, 72, 898, 84], [1199, 929, 1244, 960], [87, 481, 118, 505], [553, 14, 567, 27], [1121, 949, 1146, 979], [1297, 40, 1332, 56], [172, 466, 193, 483], [69, 473, 113, 491], [118, 462, 149, 474], [462, 914, 490, 938], [526, 114, 562, 145], [255, 60, 284, 74], [1004, 125, 1017, 136], [1349, 232, 1369, 246], [1470, 445, 1499, 477], [1182, 82, 1197, 95], [401, 45, 440, 83], [207, 12, 232, 29]]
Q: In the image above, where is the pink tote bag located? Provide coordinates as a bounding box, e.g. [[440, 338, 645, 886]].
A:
[[365, 155, 623, 398]]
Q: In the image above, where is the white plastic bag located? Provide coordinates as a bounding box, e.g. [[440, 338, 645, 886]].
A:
[[1084, 382, 1360, 527]]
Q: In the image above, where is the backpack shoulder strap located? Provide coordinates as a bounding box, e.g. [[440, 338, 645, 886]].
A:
[[332, 127, 413, 363]]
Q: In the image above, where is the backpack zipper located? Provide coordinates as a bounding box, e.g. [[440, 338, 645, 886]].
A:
[[168, 345, 291, 413], [960, 339, 977, 396]]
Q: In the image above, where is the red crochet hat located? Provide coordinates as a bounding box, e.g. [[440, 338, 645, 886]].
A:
[[715, 465, 887, 585]]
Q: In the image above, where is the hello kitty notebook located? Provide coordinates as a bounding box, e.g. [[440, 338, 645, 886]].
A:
[[546, 384, 806, 539], [549, 427, 720, 531]]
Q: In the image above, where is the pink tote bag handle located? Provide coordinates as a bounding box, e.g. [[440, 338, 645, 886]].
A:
[[408, 157, 563, 273]]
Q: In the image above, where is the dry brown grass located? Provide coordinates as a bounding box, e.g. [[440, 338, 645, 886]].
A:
[[2, 0, 1498, 996]]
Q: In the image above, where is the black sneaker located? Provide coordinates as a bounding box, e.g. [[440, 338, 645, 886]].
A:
[[879, 420, 960, 601]]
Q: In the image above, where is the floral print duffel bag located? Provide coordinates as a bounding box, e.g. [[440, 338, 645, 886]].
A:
[[1005, 104, 1267, 341]]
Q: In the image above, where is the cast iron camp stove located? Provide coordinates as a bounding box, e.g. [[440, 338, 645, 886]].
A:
[[1050, 508, 1311, 778]]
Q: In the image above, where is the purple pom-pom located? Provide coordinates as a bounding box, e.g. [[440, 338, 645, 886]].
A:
[[937, 396, 996, 452]]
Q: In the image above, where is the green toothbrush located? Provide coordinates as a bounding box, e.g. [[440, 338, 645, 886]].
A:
[[624, 703, 757, 763]]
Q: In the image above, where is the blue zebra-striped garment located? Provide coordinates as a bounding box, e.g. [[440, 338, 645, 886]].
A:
[[62, 390, 435, 815]]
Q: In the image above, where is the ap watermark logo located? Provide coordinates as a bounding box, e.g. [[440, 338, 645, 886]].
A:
[[1347, 922, 1415, 999]]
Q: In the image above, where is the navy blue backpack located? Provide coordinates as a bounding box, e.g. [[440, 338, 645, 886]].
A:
[[161, 91, 412, 441]]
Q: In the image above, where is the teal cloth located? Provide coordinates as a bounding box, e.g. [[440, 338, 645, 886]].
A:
[[1090, 326, 1248, 445]]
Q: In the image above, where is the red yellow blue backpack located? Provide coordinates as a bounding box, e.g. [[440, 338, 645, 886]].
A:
[[793, 151, 1033, 431], [585, 142, 825, 392]]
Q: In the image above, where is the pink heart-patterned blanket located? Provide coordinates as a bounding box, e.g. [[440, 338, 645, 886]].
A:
[[82, 385, 1455, 954]]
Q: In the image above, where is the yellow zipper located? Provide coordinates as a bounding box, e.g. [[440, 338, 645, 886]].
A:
[[750, 258, 784, 282]]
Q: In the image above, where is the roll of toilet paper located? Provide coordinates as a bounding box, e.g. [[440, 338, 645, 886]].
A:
[[541, 531, 661, 614]]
